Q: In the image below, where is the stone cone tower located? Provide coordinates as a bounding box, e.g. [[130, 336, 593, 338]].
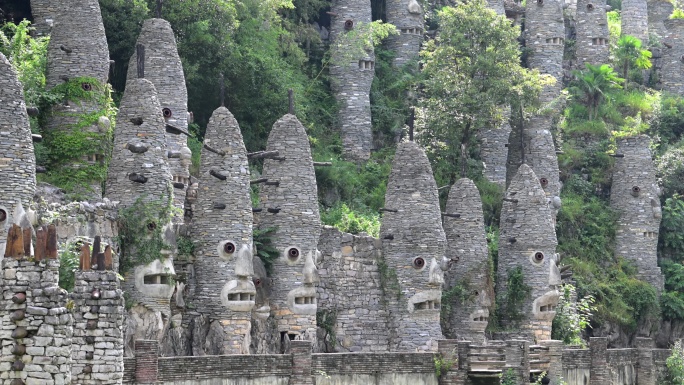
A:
[[30, 0, 56, 36], [386, 0, 425, 67], [442, 178, 492, 344], [621, 0, 649, 44], [525, 0, 565, 101], [380, 141, 447, 352], [610, 135, 664, 291], [649, 0, 674, 41], [329, 0, 374, 161], [0, 52, 36, 258], [258, 114, 321, 350], [191, 106, 255, 354], [575, 0, 610, 68], [524, 115, 562, 218], [480, 112, 512, 188], [661, 19, 684, 96], [44, 0, 111, 198], [127, 19, 191, 217], [497, 164, 559, 342]]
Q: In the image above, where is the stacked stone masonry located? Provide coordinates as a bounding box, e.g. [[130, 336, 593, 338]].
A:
[[329, 0, 374, 161], [257, 114, 321, 348], [71, 270, 125, 384], [524, 0, 565, 102], [575, 0, 611, 68], [29, 0, 56, 36], [661, 19, 684, 96], [621, 0, 649, 44], [386, 0, 425, 67], [442, 178, 492, 344], [380, 141, 446, 352], [191, 106, 255, 353], [127, 19, 191, 215], [648, 0, 674, 41], [498, 164, 559, 342], [524, 115, 562, 217], [0, 53, 35, 259], [479, 120, 512, 187], [610, 135, 664, 291]]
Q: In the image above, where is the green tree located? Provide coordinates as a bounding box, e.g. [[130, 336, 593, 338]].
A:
[[615, 35, 652, 83], [419, 0, 548, 183], [570, 64, 624, 121], [0, 19, 49, 106]]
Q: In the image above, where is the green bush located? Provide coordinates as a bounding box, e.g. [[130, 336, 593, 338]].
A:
[[320, 203, 380, 237], [664, 340, 684, 385], [58, 245, 80, 292]]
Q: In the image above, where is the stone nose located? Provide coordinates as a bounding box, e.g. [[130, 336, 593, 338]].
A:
[[234, 244, 254, 278], [302, 250, 319, 285], [428, 258, 444, 286]]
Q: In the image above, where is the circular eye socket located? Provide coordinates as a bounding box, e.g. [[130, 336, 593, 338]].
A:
[[344, 19, 354, 30], [223, 242, 236, 254], [253, 278, 262, 287], [413, 257, 426, 269], [631, 186, 641, 197], [146, 222, 157, 231], [539, 178, 549, 188], [81, 83, 92, 91], [0, 209, 6, 222], [586, 3, 594, 9], [162, 108, 173, 118], [473, 291, 479, 296], [288, 248, 300, 261], [534, 252, 545, 262], [680, 55, 684, 63], [537, 0, 544, 5]]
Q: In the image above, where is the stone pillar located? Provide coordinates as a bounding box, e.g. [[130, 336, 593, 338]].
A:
[[289, 340, 313, 385], [380, 141, 446, 352], [636, 337, 655, 385], [71, 269, 125, 384], [539, 340, 563, 383], [525, 0, 565, 101], [29, 0, 56, 36], [443, 178, 492, 343], [610, 136, 663, 292], [329, 0, 374, 161], [575, 0, 611, 68], [505, 340, 530, 385], [524, 115, 562, 221], [479, 117, 512, 187], [648, 0, 674, 41], [127, 19, 191, 216], [134, 340, 159, 384], [0, 53, 35, 258], [661, 19, 684, 96], [437, 340, 467, 385], [589, 337, 608, 385], [621, 0, 649, 44], [386, 0, 425, 67]]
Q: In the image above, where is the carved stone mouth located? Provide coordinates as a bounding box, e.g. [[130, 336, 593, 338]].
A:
[[532, 290, 560, 321], [287, 286, 317, 315], [133, 259, 176, 300], [407, 290, 442, 313], [221, 279, 256, 312], [469, 309, 490, 323], [253, 305, 271, 320]]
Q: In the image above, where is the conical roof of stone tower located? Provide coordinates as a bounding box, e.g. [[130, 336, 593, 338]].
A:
[[444, 178, 487, 268], [46, 0, 109, 89], [193, 106, 252, 255], [259, 114, 320, 250], [105, 79, 172, 208], [0, 53, 36, 210], [500, 164, 557, 248], [380, 141, 446, 248]]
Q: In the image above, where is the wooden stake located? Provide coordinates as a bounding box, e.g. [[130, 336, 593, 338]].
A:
[[46, 225, 58, 259], [6, 225, 25, 259], [136, 44, 145, 79], [34, 226, 47, 261], [104, 246, 113, 270], [156, 0, 163, 18], [22, 228, 32, 257], [288, 89, 294, 115], [80, 243, 91, 271], [220, 73, 225, 107], [97, 252, 106, 271], [408, 107, 415, 142], [92, 236, 101, 268]]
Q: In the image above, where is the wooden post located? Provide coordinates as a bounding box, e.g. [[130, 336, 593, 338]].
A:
[[136, 44, 145, 79], [220, 73, 225, 107], [22, 227, 32, 257], [408, 107, 415, 142], [156, 0, 163, 18], [97, 252, 106, 271], [5, 225, 25, 259], [46, 224, 58, 259], [104, 245, 113, 270], [288, 89, 295, 115], [80, 244, 91, 271], [34, 226, 47, 261], [92, 236, 101, 269]]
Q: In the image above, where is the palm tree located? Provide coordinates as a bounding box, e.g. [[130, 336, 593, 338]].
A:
[[570, 64, 624, 120], [615, 35, 653, 83]]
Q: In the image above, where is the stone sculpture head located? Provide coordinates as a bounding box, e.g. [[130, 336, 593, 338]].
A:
[[219, 243, 256, 312]]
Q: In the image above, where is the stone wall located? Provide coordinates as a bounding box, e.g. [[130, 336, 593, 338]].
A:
[[257, 114, 321, 349], [479, 122, 512, 187], [29, 0, 56, 36], [497, 164, 559, 341], [442, 178, 492, 344], [661, 19, 684, 96], [329, 0, 374, 161], [126, 19, 191, 215], [621, 0, 648, 44], [316, 226, 389, 352], [648, 0, 674, 41], [71, 270, 125, 384], [380, 141, 446, 352], [386, 0, 425, 67], [191, 106, 255, 354], [0, 53, 35, 259], [575, 0, 610, 67], [525, 0, 565, 101], [610, 135, 663, 291]]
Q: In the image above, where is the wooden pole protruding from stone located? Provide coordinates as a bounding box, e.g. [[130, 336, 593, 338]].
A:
[[136, 44, 145, 79], [104, 245, 113, 270], [97, 252, 106, 271], [46, 224, 58, 259], [80, 243, 91, 271], [156, 0, 163, 18], [5, 225, 25, 259], [288, 89, 295, 115], [22, 227, 32, 257], [92, 236, 101, 268], [35, 226, 47, 261], [408, 107, 415, 142], [220, 73, 225, 107]]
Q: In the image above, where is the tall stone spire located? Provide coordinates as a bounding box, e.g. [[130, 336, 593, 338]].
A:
[[525, 0, 565, 102], [575, 0, 611, 68], [386, 0, 425, 67], [380, 141, 447, 352], [192, 106, 255, 354], [648, 0, 674, 41], [442, 178, 492, 344], [661, 19, 684, 96], [258, 114, 321, 350], [329, 0, 374, 161], [497, 164, 559, 342], [621, 0, 649, 44], [0, 52, 36, 258], [127, 18, 191, 217]]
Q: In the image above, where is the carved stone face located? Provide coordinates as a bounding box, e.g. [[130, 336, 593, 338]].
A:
[[406, 257, 447, 314], [220, 244, 256, 312], [286, 250, 319, 315], [133, 258, 176, 301], [467, 289, 492, 329], [531, 251, 561, 321]]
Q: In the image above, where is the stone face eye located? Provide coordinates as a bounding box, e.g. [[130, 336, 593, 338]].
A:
[[537, 0, 544, 5], [0, 209, 6, 222], [413, 257, 425, 269], [146, 222, 157, 232], [344, 20, 354, 30], [224, 242, 236, 254], [81, 82, 92, 91], [587, 3, 594, 10], [534, 252, 545, 263], [162, 108, 172, 118], [253, 278, 262, 287], [631, 186, 641, 197], [288, 247, 300, 261], [540, 178, 549, 188]]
